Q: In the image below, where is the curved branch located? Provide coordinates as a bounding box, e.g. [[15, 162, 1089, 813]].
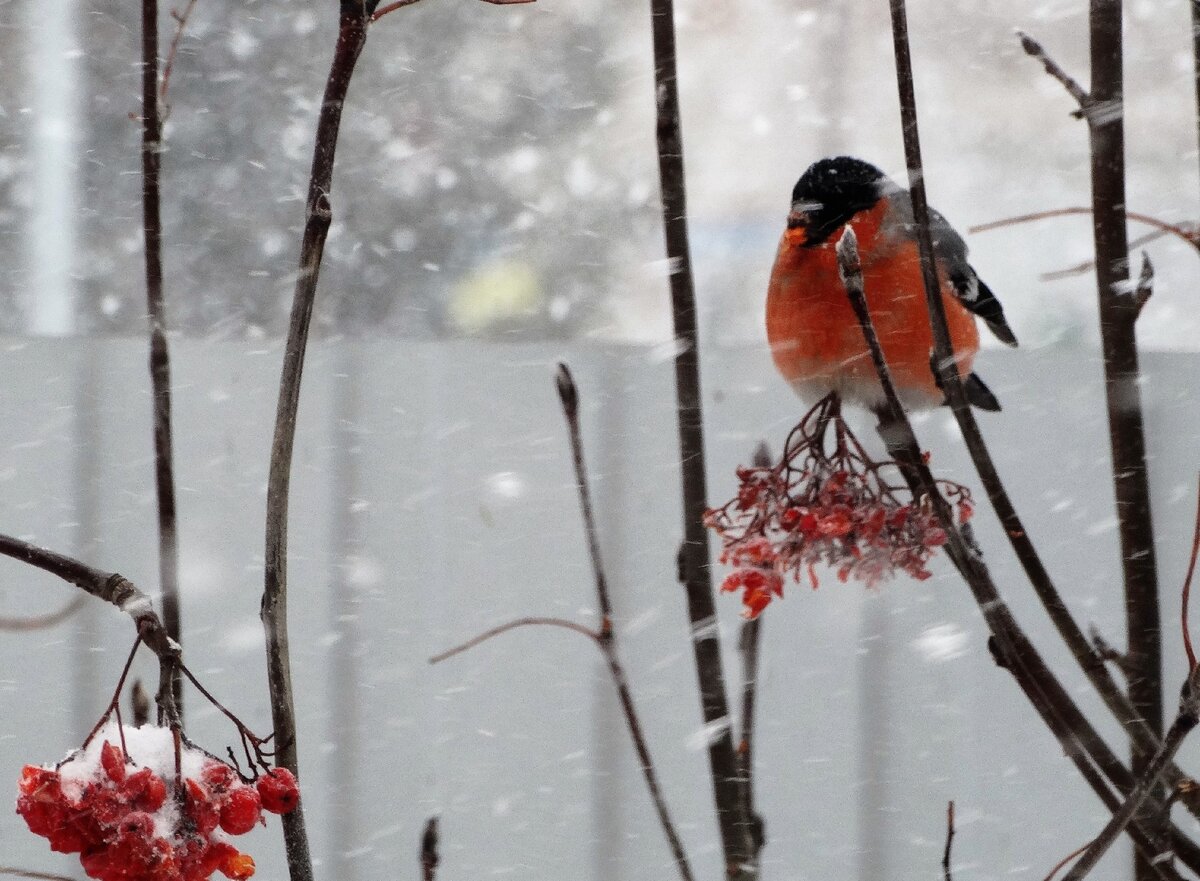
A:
[[0, 594, 87, 631], [1181, 476, 1200, 672], [431, 617, 600, 664]]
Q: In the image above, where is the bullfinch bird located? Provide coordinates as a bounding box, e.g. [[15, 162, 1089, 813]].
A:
[[766, 156, 1017, 412]]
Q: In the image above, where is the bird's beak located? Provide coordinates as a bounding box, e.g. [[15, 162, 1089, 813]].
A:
[[785, 204, 810, 245]]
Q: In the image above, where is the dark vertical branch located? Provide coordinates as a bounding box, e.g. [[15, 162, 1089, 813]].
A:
[[141, 0, 182, 718], [1017, 20, 1169, 875], [1087, 20, 1164, 862], [652, 1, 744, 878], [647, 1, 750, 875], [262, 8, 371, 881]]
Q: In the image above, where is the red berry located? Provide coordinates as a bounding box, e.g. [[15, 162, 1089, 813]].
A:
[[202, 761, 237, 794], [18, 765, 60, 798], [256, 768, 299, 814], [122, 767, 167, 813], [100, 741, 126, 784], [184, 778, 219, 836], [219, 786, 262, 835], [221, 850, 256, 880]]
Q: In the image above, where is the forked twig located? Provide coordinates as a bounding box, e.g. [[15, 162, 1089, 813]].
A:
[[160, 0, 200, 111], [432, 366, 696, 881]]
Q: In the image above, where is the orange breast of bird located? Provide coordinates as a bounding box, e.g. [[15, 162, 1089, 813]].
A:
[[765, 199, 980, 408]]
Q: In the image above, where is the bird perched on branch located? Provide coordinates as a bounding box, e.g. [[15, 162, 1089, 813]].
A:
[[766, 156, 1017, 412]]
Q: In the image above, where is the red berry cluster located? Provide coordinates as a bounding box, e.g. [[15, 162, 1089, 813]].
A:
[[705, 398, 972, 618], [16, 733, 300, 881]]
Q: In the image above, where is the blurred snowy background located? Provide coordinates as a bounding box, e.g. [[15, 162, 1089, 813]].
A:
[[1, 0, 1199, 880]]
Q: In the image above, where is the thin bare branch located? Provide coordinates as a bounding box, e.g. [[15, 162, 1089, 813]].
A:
[[556, 364, 613, 633], [969, 208, 1199, 252], [370, 0, 533, 22], [1182, 476, 1200, 673], [1044, 841, 1096, 881], [1041, 229, 1169, 282], [943, 801, 955, 881], [555, 363, 696, 881], [0, 869, 79, 881], [431, 617, 601, 664], [1016, 29, 1091, 112], [0, 594, 86, 631], [160, 0, 199, 112]]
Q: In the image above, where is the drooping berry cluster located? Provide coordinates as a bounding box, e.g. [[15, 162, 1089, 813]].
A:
[[705, 395, 972, 617], [15, 723, 300, 881]]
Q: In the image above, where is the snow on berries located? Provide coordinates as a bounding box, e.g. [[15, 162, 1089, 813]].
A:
[[15, 721, 300, 881], [705, 394, 972, 618]]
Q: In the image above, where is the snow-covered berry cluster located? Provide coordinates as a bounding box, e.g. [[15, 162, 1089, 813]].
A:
[[705, 396, 972, 617], [15, 722, 299, 881]]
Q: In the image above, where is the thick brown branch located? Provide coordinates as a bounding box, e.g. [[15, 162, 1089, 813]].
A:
[[1085, 15, 1165, 880]]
